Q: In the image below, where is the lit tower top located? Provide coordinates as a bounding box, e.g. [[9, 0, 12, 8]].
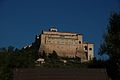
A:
[[49, 27, 58, 32]]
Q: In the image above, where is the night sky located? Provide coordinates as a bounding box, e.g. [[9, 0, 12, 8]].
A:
[[0, 0, 119, 58]]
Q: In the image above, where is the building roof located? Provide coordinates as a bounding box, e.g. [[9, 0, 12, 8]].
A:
[[13, 68, 109, 80], [41, 28, 83, 36]]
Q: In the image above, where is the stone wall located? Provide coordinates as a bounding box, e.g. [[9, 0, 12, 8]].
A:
[[39, 29, 94, 61]]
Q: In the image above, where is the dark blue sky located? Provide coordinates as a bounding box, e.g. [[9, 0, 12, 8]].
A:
[[0, 0, 119, 58]]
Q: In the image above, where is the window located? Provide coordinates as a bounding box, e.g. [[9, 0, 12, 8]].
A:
[[89, 48, 92, 50], [60, 35, 65, 38], [79, 41, 81, 44], [85, 52, 88, 60], [75, 42, 78, 44], [84, 46, 87, 50], [61, 46, 63, 49]]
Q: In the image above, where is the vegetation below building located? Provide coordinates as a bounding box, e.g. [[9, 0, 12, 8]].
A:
[[0, 45, 106, 80]]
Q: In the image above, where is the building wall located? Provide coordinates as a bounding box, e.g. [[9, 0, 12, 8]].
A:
[[39, 28, 94, 61], [83, 43, 94, 61]]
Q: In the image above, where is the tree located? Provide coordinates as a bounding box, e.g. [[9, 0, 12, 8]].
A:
[[0, 45, 39, 80], [48, 51, 59, 59], [0, 47, 14, 80], [39, 50, 47, 58], [48, 51, 59, 63], [99, 12, 120, 80], [88, 57, 106, 68]]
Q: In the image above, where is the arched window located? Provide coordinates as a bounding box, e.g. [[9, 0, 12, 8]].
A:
[[89, 48, 92, 50], [84, 46, 87, 50], [85, 52, 88, 60], [79, 41, 81, 44]]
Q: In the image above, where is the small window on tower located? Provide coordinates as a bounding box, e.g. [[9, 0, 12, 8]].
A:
[[89, 48, 92, 50], [84, 46, 87, 50], [79, 41, 81, 44], [85, 52, 88, 60]]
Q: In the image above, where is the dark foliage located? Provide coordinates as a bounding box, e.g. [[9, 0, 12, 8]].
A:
[[0, 45, 39, 80], [88, 58, 106, 68], [99, 12, 120, 80]]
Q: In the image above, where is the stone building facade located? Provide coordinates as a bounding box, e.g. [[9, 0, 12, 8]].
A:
[[38, 28, 94, 62]]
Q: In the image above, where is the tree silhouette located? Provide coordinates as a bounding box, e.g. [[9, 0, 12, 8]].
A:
[[99, 12, 120, 80]]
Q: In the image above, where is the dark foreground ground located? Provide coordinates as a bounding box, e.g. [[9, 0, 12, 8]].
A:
[[13, 68, 110, 80]]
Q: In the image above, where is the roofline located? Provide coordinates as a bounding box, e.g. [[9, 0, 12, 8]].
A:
[[42, 30, 83, 35]]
